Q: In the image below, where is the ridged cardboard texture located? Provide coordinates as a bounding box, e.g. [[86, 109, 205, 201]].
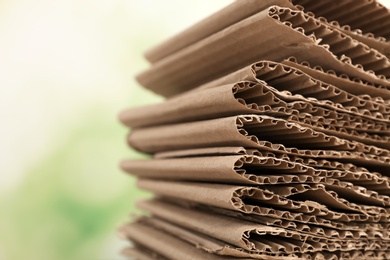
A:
[[120, 0, 390, 258], [137, 7, 390, 97]]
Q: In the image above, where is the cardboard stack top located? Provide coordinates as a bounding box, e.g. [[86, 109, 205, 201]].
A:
[[119, 0, 390, 259]]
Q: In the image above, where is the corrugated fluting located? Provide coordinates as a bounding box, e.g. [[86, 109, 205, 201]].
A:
[[119, 1, 390, 259]]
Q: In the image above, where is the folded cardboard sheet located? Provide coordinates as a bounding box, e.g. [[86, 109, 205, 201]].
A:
[[120, 0, 390, 258], [120, 215, 390, 259], [137, 6, 390, 97], [292, 0, 390, 40], [281, 58, 390, 99], [124, 67, 390, 126], [123, 63, 390, 148], [128, 115, 389, 157], [119, 199, 390, 257], [145, 0, 390, 63], [150, 147, 390, 183], [140, 200, 389, 250], [119, 219, 228, 260], [137, 179, 390, 221], [121, 155, 390, 195]]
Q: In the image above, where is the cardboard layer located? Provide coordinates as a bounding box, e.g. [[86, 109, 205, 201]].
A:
[[155, 147, 390, 173], [292, 0, 390, 39], [281, 58, 390, 100], [128, 115, 389, 157], [137, 6, 390, 97], [123, 155, 331, 185], [139, 200, 390, 256], [276, 7, 390, 79], [140, 199, 388, 242], [139, 215, 304, 259], [337, 250, 390, 259], [121, 215, 389, 259], [322, 19, 390, 58], [137, 179, 390, 222], [144, 0, 298, 63], [197, 61, 390, 113], [127, 116, 390, 171], [119, 220, 227, 260], [154, 146, 248, 159], [196, 201, 383, 232], [121, 0, 390, 258], [123, 61, 390, 148], [145, 0, 390, 63], [153, 146, 387, 174], [125, 68, 390, 123], [120, 81, 390, 148], [121, 216, 315, 259], [122, 155, 390, 197]]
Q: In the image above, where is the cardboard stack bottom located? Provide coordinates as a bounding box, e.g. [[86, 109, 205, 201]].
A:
[[119, 0, 390, 259]]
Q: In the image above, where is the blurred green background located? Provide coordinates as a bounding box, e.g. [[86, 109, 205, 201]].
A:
[[0, 0, 389, 259], [0, 0, 232, 259]]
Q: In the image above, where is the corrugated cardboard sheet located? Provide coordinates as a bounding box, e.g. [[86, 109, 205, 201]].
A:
[[119, 0, 390, 259]]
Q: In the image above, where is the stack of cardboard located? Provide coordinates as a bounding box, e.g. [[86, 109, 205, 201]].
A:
[[119, 0, 390, 259]]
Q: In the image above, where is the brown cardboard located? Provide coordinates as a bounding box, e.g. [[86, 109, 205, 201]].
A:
[[121, 216, 310, 259], [123, 64, 390, 148], [127, 115, 390, 157], [338, 250, 390, 259], [119, 220, 228, 259], [140, 215, 305, 259], [275, 7, 390, 79], [195, 201, 379, 231], [145, 0, 390, 63], [152, 146, 385, 173], [320, 18, 390, 58], [135, 202, 376, 254], [121, 76, 390, 128], [137, 6, 390, 97], [292, 0, 390, 40], [197, 61, 390, 117], [154, 146, 248, 159], [122, 155, 390, 196], [281, 57, 390, 100], [123, 155, 330, 185], [126, 115, 390, 171], [121, 0, 390, 257], [140, 199, 388, 241], [144, 0, 298, 63], [137, 179, 390, 222], [119, 82, 265, 128], [151, 146, 390, 171]]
